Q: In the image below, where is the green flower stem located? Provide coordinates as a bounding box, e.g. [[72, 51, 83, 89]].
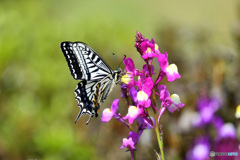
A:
[[155, 125, 164, 160], [147, 62, 164, 160]]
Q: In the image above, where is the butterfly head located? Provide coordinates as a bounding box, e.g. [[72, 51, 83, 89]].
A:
[[114, 68, 122, 84]]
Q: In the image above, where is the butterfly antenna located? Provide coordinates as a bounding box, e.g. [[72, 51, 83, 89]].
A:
[[117, 55, 126, 68], [112, 53, 116, 69]]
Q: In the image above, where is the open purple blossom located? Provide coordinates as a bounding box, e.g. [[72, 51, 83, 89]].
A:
[[121, 57, 139, 89], [120, 131, 139, 150], [158, 85, 172, 107], [135, 32, 158, 64], [137, 77, 153, 97], [120, 137, 135, 150], [137, 91, 151, 108], [158, 52, 181, 82], [140, 39, 158, 60], [158, 85, 184, 112], [101, 99, 120, 123], [168, 94, 185, 113], [123, 105, 143, 124]]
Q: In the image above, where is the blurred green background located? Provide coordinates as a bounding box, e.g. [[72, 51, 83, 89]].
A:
[[0, 0, 239, 159]]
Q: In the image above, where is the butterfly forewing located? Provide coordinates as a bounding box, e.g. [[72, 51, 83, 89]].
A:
[[61, 42, 113, 81], [61, 42, 83, 80], [60, 41, 122, 124]]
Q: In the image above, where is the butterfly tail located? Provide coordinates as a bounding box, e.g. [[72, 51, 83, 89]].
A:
[[74, 108, 84, 123], [74, 108, 93, 125]]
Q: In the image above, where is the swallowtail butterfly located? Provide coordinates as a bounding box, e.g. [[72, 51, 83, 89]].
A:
[[60, 42, 122, 124]]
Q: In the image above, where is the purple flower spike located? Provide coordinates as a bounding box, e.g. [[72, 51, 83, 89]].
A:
[[101, 99, 119, 123], [102, 32, 184, 159]]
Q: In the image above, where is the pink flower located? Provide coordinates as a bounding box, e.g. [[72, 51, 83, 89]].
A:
[[120, 131, 139, 150], [137, 91, 151, 108], [158, 85, 172, 107], [168, 94, 185, 113], [158, 52, 181, 82], [134, 32, 158, 63], [121, 57, 139, 89], [137, 77, 153, 97], [158, 85, 184, 113], [101, 99, 119, 123], [140, 39, 158, 60], [120, 138, 135, 150], [123, 106, 142, 124]]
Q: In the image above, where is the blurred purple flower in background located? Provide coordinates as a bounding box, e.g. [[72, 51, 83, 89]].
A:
[[192, 94, 222, 128], [186, 89, 240, 160], [186, 136, 210, 160], [214, 123, 240, 160]]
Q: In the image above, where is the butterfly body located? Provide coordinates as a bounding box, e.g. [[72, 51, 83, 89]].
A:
[[60, 42, 121, 124]]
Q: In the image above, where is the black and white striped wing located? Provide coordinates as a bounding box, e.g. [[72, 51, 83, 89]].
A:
[[60, 41, 121, 124], [74, 78, 114, 124], [60, 42, 113, 81], [74, 80, 100, 124]]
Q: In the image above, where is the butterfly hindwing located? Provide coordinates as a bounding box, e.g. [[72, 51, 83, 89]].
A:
[[74, 80, 101, 124]]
